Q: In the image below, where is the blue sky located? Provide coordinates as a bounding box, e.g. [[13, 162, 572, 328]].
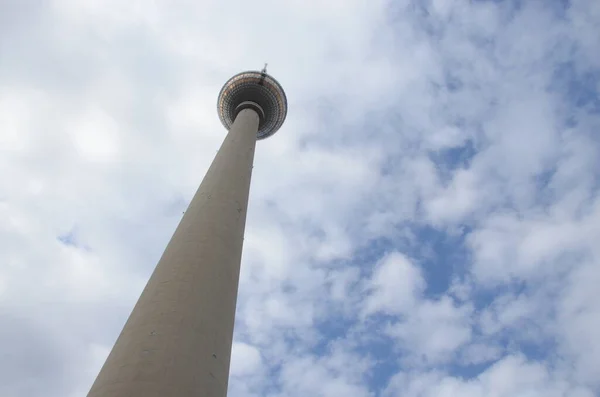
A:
[[1, 0, 599, 396]]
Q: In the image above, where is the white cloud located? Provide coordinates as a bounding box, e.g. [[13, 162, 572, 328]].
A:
[[557, 260, 600, 385], [385, 296, 473, 366], [67, 106, 122, 162], [275, 343, 373, 397], [362, 252, 473, 365], [459, 342, 503, 366], [426, 168, 480, 224], [385, 355, 596, 397], [363, 252, 425, 316], [230, 342, 264, 377]]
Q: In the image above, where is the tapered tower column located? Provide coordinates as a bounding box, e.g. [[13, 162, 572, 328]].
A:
[[87, 68, 287, 397]]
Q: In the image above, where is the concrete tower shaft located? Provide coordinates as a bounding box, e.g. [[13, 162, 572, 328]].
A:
[[87, 109, 258, 397]]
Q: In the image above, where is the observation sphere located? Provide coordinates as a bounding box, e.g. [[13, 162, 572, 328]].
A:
[[217, 70, 288, 140]]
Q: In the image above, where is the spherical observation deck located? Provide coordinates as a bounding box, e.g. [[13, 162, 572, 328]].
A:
[[217, 69, 287, 140]]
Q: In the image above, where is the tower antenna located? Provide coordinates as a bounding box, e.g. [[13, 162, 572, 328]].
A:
[[258, 63, 268, 85]]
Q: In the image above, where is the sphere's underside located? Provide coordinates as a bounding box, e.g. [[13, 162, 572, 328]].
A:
[[217, 71, 287, 139]]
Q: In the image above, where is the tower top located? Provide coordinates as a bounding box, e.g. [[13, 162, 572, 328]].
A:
[[217, 69, 287, 140]]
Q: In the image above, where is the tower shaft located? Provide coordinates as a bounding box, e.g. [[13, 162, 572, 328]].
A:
[[87, 108, 260, 397]]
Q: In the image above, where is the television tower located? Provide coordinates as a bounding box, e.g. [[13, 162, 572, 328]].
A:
[[87, 68, 287, 397]]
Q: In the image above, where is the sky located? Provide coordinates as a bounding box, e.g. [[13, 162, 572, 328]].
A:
[[1, 0, 599, 396]]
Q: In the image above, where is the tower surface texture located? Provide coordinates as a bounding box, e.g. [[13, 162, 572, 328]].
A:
[[86, 69, 287, 397]]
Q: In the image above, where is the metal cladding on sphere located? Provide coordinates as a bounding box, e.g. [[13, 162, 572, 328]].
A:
[[218, 70, 288, 139]]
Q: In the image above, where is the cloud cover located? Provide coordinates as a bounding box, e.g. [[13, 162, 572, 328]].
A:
[[1, 0, 599, 396]]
